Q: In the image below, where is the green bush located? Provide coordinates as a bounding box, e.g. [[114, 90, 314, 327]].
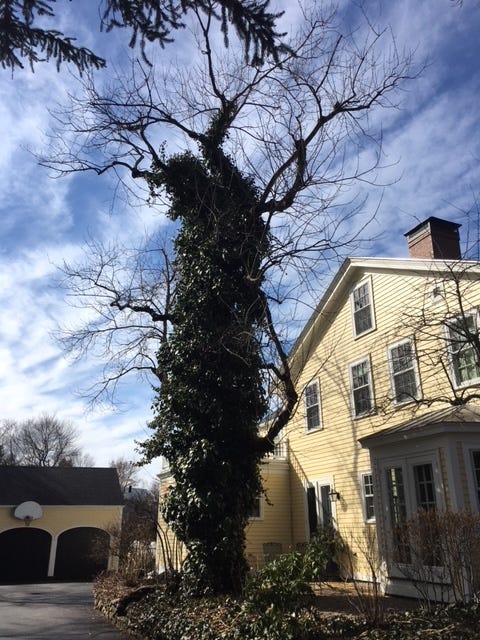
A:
[[238, 529, 339, 639]]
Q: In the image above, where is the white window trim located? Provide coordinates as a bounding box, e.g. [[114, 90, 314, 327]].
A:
[[378, 451, 444, 576], [304, 379, 322, 433], [350, 276, 376, 339], [360, 471, 376, 523], [349, 355, 375, 419], [443, 309, 480, 389], [386, 337, 422, 405], [249, 495, 263, 521], [304, 477, 337, 539], [466, 446, 480, 512], [380, 451, 444, 515]]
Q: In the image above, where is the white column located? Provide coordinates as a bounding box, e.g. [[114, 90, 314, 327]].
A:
[[48, 535, 58, 577]]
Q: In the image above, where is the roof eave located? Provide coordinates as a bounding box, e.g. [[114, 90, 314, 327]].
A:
[[289, 256, 480, 365]]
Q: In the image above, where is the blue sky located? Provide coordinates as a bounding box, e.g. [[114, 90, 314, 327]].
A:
[[0, 0, 478, 482]]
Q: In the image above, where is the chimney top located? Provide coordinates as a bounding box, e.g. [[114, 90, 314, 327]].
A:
[[404, 216, 462, 260]]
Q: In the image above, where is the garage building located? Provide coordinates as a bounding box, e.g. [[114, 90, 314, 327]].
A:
[[0, 467, 123, 582]]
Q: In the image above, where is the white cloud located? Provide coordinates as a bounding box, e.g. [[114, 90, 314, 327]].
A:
[[0, 0, 478, 481]]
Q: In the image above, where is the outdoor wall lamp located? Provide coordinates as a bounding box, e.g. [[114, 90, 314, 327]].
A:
[[328, 489, 341, 502]]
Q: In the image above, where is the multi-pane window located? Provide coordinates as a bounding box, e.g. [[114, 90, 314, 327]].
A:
[[307, 482, 333, 538], [388, 339, 421, 404], [413, 463, 440, 566], [362, 473, 375, 521], [350, 358, 373, 417], [413, 463, 436, 511], [304, 380, 321, 431], [352, 280, 374, 337], [386, 466, 410, 563], [445, 312, 480, 387], [386, 467, 407, 526], [472, 451, 480, 508]]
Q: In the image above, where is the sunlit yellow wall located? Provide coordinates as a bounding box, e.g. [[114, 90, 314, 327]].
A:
[[245, 458, 292, 568], [154, 263, 480, 581], [286, 263, 480, 579], [155, 476, 186, 573], [0, 505, 123, 571], [0, 505, 122, 534], [156, 459, 293, 572]]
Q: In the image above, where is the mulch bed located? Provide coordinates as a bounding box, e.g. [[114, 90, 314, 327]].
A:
[[312, 581, 420, 616]]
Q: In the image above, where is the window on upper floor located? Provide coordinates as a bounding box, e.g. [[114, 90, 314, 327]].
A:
[[349, 357, 374, 418], [351, 279, 375, 337], [361, 472, 375, 522], [387, 338, 421, 404], [444, 311, 480, 387], [304, 380, 322, 431]]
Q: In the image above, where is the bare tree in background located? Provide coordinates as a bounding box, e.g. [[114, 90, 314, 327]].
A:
[[0, 414, 93, 466], [110, 456, 141, 492], [58, 234, 175, 405]]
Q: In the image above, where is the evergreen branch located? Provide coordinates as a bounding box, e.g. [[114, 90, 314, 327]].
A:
[[0, 1, 105, 72]]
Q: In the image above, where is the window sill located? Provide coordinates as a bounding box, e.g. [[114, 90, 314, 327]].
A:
[[305, 426, 324, 434], [392, 396, 422, 407], [353, 326, 376, 340], [352, 411, 377, 420], [452, 379, 480, 390]]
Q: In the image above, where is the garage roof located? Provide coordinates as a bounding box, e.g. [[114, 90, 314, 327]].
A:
[[0, 467, 124, 506]]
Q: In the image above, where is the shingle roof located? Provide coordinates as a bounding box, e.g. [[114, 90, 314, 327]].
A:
[[360, 405, 480, 447], [0, 467, 124, 506]]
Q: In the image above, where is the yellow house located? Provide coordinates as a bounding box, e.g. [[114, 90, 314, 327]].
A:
[[156, 217, 480, 599], [281, 216, 480, 598], [156, 438, 292, 573], [0, 467, 123, 581]]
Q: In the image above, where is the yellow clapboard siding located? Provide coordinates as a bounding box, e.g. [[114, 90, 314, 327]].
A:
[[156, 258, 480, 586], [282, 261, 480, 581]]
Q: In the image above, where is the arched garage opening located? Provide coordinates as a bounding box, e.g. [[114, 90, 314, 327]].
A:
[[0, 528, 51, 582], [54, 527, 109, 580]]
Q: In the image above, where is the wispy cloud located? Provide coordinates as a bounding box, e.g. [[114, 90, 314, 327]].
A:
[[0, 0, 478, 480]]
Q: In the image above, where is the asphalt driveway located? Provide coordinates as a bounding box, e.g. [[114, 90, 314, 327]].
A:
[[0, 582, 130, 639]]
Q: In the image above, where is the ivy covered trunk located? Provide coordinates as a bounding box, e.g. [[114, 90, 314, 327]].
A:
[[142, 131, 270, 594]]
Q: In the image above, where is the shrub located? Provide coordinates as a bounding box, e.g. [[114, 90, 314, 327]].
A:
[[239, 529, 339, 639], [397, 509, 480, 607]]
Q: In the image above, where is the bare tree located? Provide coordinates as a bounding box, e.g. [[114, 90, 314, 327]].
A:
[[111, 456, 141, 492], [57, 233, 175, 404], [42, 3, 415, 594], [47, 5, 414, 434], [397, 260, 480, 408], [0, 420, 18, 465], [0, 413, 92, 467]]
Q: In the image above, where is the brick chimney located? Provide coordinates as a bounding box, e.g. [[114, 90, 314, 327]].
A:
[[404, 217, 462, 260]]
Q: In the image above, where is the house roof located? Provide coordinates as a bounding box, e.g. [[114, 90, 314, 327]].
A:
[[359, 405, 480, 448], [289, 256, 480, 372], [0, 466, 124, 506]]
